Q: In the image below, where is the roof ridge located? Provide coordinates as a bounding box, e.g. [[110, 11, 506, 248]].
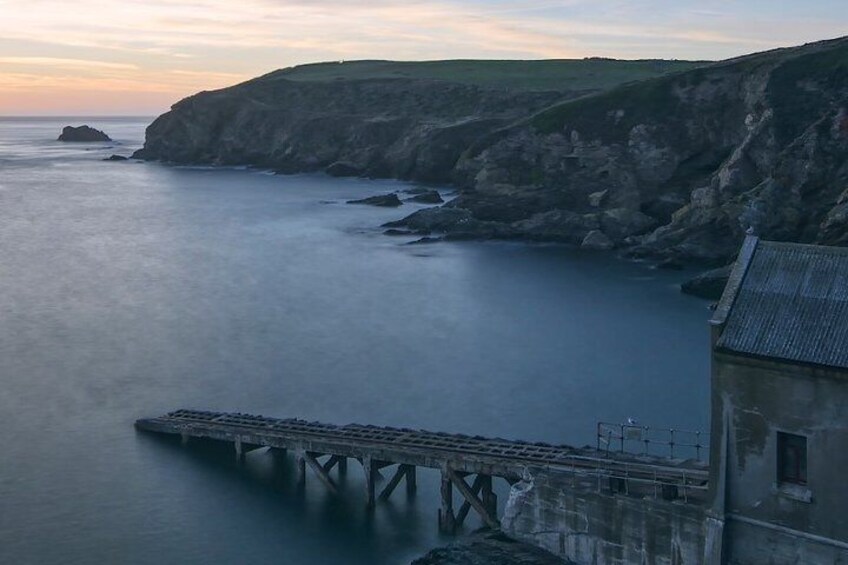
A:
[[711, 235, 759, 327]]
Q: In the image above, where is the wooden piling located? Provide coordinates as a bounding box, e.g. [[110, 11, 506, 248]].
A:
[[295, 449, 306, 489], [363, 456, 376, 507], [439, 468, 456, 534]]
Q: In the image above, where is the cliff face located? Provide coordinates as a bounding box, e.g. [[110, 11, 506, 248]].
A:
[[135, 78, 571, 182], [136, 41, 848, 263], [134, 59, 700, 183], [445, 37, 848, 263]]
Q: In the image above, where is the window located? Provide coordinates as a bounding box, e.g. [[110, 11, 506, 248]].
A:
[[777, 432, 807, 485]]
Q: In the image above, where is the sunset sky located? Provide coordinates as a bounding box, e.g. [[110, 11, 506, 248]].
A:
[[1, 0, 846, 116]]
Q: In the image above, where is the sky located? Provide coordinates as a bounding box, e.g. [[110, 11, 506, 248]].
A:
[[0, 0, 846, 116]]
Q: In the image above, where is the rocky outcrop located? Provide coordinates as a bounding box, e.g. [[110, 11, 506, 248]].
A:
[[408, 190, 444, 204], [450, 37, 848, 263], [681, 265, 733, 299], [133, 76, 573, 183], [347, 193, 403, 207], [410, 531, 569, 565], [135, 38, 848, 262], [58, 125, 111, 142]]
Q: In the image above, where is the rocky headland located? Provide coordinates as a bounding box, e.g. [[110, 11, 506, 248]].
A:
[[134, 38, 848, 268]]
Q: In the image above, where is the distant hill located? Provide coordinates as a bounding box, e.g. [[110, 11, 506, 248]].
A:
[[135, 38, 848, 263]]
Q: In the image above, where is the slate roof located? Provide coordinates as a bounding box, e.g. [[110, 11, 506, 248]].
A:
[[713, 236, 848, 370]]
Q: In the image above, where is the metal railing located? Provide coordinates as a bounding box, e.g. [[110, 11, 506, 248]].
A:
[[552, 453, 709, 504], [596, 421, 709, 462]]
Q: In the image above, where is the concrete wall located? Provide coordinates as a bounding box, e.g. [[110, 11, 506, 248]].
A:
[[724, 516, 848, 564], [502, 468, 707, 565], [709, 352, 848, 563]]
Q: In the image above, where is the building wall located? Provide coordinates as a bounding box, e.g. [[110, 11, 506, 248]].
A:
[[710, 352, 848, 563], [502, 468, 707, 565]]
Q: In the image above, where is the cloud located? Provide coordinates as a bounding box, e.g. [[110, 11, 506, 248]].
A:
[[0, 0, 845, 114], [0, 57, 139, 70]]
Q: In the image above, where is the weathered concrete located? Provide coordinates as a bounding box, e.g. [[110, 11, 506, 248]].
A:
[[503, 468, 707, 564], [708, 354, 848, 564]]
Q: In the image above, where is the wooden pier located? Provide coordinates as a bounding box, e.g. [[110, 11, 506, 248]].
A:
[[136, 409, 709, 533]]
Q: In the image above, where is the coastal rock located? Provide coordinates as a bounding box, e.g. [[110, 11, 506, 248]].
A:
[[599, 208, 658, 242], [410, 531, 569, 565], [681, 264, 733, 299], [384, 207, 473, 232], [512, 209, 599, 243], [407, 236, 441, 245], [326, 161, 363, 177], [103, 154, 129, 161], [581, 230, 615, 250], [408, 190, 444, 204], [347, 193, 403, 207], [58, 125, 111, 142]]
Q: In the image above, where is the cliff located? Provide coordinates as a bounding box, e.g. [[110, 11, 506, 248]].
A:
[[134, 59, 698, 183], [136, 39, 848, 263]]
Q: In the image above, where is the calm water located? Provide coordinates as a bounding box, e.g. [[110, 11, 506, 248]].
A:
[[0, 117, 711, 564]]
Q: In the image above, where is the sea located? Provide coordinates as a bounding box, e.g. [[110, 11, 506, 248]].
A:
[[0, 116, 711, 564]]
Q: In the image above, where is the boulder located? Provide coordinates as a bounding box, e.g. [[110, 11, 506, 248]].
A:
[[58, 125, 111, 142], [581, 230, 615, 250], [384, 207, 472, 231], [408, 190, 444, 204], [347, 193, 403, 207], [103, 154, 129, 161], [680, 264, 733, 300]]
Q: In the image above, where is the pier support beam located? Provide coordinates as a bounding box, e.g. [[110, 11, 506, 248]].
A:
[[363, 456, 377, 508], [406, 465, 416, 495], [455, 474, 485, 527], [304, 452, 338, 494], [379, 464, 415, 501], [446, 468, 499, 530], [322, 455, 342, 474], [439, 467, 456, 534], [295, 449, 306, 489], [481, 475, 497, 519]]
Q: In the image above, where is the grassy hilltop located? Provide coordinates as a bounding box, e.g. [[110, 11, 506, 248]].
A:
[[258, 58, 707, 92]]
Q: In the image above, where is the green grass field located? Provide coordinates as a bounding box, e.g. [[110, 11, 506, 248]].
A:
[[261, 58, 708, 92]]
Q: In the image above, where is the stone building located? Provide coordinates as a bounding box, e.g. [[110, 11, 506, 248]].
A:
[[707, 235, 848, 563]]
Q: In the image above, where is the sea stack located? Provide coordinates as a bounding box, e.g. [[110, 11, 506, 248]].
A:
[[58, 125, 111, 142]]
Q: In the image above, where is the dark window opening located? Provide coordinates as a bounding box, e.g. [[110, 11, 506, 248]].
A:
[[777, 432, 807, 485]]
